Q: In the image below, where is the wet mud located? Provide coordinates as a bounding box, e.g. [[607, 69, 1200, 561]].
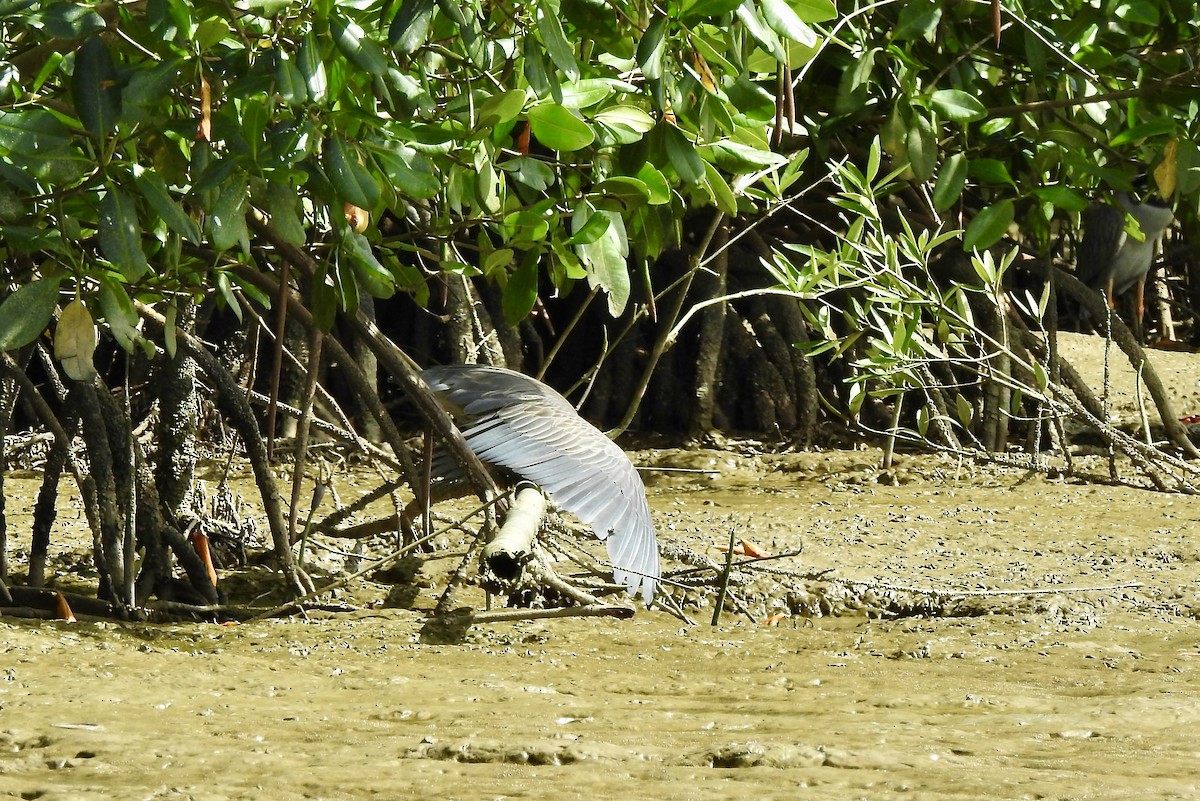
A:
[[3, 443, 1200, 801]]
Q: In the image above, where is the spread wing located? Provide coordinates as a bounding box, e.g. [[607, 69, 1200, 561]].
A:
[[421, 365, 660, 603]]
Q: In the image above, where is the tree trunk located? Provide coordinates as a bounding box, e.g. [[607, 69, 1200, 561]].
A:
[[156, 301, 199, 520]]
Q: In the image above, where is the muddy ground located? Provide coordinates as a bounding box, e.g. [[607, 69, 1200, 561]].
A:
[[3, 332, 1200, 800]]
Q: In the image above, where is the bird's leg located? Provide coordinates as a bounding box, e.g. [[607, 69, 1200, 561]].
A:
[[1134, 277, 1146, 342]]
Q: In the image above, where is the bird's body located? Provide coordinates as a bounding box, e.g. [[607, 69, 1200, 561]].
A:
[[421, 364, 660, 603], [1076, 192, 1173, 331]]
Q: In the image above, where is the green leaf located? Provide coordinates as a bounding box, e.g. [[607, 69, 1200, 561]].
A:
[[97, 275, 143, 353], [310, 266, 338, 331], [637, 16, 669, 81], [132, 165, 201, 243], [893, 0, 941, 41], [275, 51, 308, 104], [502, 251, 540, 326], [1111, 118, 1177, 147], [635, 163, 672, 204], [792, 0, 836, 22], [73, 36, 121, 141], [594, 105, 656, 135], [573, 203, 630, 316], [121, 59, 181, 123], [1031, 186, 1089, 213], [389, 0, 436, 52], [963, 199, 1014, 251], [929, 89, 986, 123], [502, 156, 556, 192], [99, 186, 149, 280], [737, 0, 785, 59], [373, 143, 440, 199], [682, 0, 743, 20], [969, 158, 1016, 187], [664, 125, 705, 183], [297, 32, 327, 104], [905, 110, 936, 181], [344, 230, 395, 299], [537, 0, 580, 81], [34, 3, 105, 38], [477, 89, 527, 128], [523, 34, 558, 102], [558, 79, 624, 110], [594, 176, 651, 206], [527, 104, 595, 151], [761, 0, 816, 46], [332, 12, 388, 76], [703, 161, 739, 214], [208, 174, 248, 252], [325, 136, 381, 209], [568, 211, 612, 244], [932, 152, 967, 210], [0, 276, 60, 351], [267, 182, 307, 246], [0, 110, 72, 160]]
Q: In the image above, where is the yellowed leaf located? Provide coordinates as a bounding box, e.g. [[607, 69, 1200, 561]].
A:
[[1154, 139, 1178, 199], [55, 299, 98, 382]]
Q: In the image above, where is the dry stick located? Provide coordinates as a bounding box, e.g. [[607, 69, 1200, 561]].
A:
[[243, 495, 501, 623], [710, 524, 739, 626], [245, 215, 497, 506], [1022, 261, 1198, 458], [229, 263, 422, 490], [239, 300, 368, 455], [265, 259, 290, 460], [136, 302, 310, 595], [288, 328, 323, 552], [537, 286, 599, 381]]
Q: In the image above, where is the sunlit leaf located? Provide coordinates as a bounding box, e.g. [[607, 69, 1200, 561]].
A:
[[537, 0, 579, 81], [332, 12, 388, 76], [573, 202, 630, 315], [760, 0, 816, 47], [527, 104, 595, 151], [932, 152, 967, 210], [963, 199, 1014, 251], [389, 0, 436, 52], [637, 16, 668, 81], [297, 32, 327, 104], [929, 89, 986, 122]]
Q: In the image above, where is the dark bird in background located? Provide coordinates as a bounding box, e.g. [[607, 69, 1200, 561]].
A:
[[421, 364, 660, 603], [1076, 191, 1174, 333]]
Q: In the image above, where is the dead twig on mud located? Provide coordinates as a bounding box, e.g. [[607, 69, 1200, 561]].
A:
[[244, 493, 503, 623]]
